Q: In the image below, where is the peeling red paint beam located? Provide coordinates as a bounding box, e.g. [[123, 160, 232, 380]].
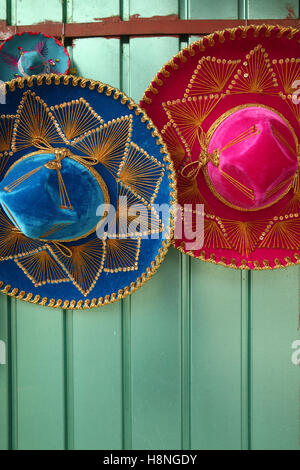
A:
[[0, 18, 299, 41]]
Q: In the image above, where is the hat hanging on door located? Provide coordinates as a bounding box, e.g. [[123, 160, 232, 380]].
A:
[[141, 24, 300, 270], [0, 74, 176, 309], [0, 32, 70, 81]]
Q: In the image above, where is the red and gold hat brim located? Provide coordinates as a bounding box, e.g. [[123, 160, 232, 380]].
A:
[[140, 24, 300, 270]]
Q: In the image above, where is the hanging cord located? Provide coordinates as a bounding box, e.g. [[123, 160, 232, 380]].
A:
[[61, 0, 65, 46], [61, 20, 65, 47]]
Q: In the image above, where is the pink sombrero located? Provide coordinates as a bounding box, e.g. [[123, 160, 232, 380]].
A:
[[141, 24, 300, 270]]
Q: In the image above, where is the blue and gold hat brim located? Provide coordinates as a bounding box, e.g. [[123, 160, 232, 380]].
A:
[[0, 74, 176, 309], [0, 32, 70, 82]]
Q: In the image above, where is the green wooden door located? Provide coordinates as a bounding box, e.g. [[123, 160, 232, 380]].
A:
[[0, 0, 299, 450]]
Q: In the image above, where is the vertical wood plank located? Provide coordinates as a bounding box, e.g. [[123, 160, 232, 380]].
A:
[[70, 0, 120, 23], [190, 263, 244, 450], [71, 305, 123, 450], [129, 10, 182, 448], [251, 268, 300, 450], [12, 0, 62, 25], [0, 0, 6, 21], [130, 0, 178, 17], [72, 38, 120, 86], [188, 0, 239, 19], [4, 0, 67, 451], [130, 248, 182, 449], [248, 0, 299, 18], [187, 0, 246, 451], [0, 296, 9, 449], [12, 301, 65, 450], [129, 36, 179, 103], [249, 0, 299, 452], [67, 2, 124, 450], [181, 254, 191, 450]]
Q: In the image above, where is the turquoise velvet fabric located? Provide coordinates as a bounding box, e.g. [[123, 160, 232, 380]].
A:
[[0, 32, 69, 81], [0, 153, 106, 241], [19, 51, 48, 76], [0, 77, 173, 305]]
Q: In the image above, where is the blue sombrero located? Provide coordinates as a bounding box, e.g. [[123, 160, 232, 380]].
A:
[[0, 32, 70, 81], [0, 74, 176, 309]]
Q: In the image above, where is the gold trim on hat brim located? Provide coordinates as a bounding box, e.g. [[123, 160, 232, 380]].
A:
[[0, 73, 177, 310]]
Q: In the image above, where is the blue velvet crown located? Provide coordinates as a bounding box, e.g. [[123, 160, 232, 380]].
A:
[[0, 32, 70, 82], [0, 75, 175, 309]]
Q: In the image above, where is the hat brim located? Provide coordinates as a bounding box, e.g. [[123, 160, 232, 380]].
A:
[[0, 74, 176, 309], [140, 24, 300, 270], [0, 32, 70, 81]]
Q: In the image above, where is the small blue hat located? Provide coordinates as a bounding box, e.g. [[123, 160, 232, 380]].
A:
[[0, 74, 176, 309], [0, 32, 70, 81]]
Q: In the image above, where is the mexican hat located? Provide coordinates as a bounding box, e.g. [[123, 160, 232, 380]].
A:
[[0, 32, 70, 81], [141, 24, 300, 270], [0, 74, 175, 309]]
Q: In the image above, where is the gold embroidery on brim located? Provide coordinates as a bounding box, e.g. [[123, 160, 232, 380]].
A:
[[104, 238, 141, 273], [161, 122, 186, 169], [0, 115, 15, 152], [204, 218, 232, 250], [0, 74, 176, 309], [117, 142, 164, 204], [162, 95, 221, 152], [141, 25, 300, 105], [175, 239, 300, 271], [15, 250, 69, 287], [103, 182, 164, 239], [50, 98, 104, 141], [0, 210, 45, 261], [11, 91, 68, 152], [280, 192, 300, 215], [226, 44, 278, 95], [283, 95, 300, 125], [272, 58, 300, 95], [72, 115, 132, 177], [204, 103, 299, 212], [0, 152, 13, 178], [184, 57, 241, 98], [136, 26, 300, 270], [221, 219, 270, 256], [48, 238, 107, 296], [177, 173, 211, 210], [259, 217, 300, 250]]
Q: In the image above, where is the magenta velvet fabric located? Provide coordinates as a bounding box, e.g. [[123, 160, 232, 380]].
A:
[[207, 106, 298, 210]]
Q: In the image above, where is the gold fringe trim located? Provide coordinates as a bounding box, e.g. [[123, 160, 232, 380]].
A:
[[0, 74, 178, 310], [141, 24, 300, 105], [174, 242, 300, 271]]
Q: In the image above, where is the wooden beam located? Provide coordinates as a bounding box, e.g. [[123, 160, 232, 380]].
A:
[[0, 18, 299, 41]]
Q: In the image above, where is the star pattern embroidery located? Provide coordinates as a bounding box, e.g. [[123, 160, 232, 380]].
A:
[[0, 91, 165, 296], [162, 43, 300, 262]]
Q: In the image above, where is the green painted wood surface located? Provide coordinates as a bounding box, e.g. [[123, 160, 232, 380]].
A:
[[0, 0, 6, 21], [0, 0, 299, 450]]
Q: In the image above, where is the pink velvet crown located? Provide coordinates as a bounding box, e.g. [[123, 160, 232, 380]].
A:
[[141, 25, 300, 270]]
